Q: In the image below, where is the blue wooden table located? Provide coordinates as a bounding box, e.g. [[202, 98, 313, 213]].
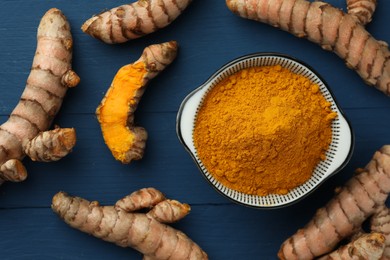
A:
[[0, 1, 389, 259]]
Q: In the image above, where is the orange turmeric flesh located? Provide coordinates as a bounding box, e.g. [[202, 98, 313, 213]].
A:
[[96, 62, 147, 163], [96, 41, 178, 164]]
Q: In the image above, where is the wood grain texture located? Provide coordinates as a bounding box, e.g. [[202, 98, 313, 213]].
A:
[[0, 0, 389, 259]]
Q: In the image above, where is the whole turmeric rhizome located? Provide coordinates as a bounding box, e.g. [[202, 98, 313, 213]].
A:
[[193, 65, 337, 196]]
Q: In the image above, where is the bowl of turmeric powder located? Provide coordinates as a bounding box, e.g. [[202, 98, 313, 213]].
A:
[[177, 53, 354, 208]]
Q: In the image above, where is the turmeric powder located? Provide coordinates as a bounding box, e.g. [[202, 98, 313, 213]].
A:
[[193, 65, 337, 196]]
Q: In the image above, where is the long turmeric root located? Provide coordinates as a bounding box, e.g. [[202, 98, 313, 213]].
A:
[[226, 0, 390, 96], [82, 0, 192, 44], [96, 41, 177, 164], [278, 145, 390, 259], [0, 8, 79, 185], [52, 188, 208, 260]]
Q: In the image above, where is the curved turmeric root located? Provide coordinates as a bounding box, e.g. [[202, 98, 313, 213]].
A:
[[82, 0, 192, 44], [226, 0, 390, 96], [278, 145, 390, 259], [52, 188, 208, 260], [0, 8, 79, 184], [96, 41, 178, 164]]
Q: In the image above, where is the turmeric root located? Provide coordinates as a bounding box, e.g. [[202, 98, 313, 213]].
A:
[[371, 206, 390, 259], [278, 145, 390, 259], [82, 0, 192, 44], [96, 41, 177, 164], [346, 0, 377, 25], [23, 128, 76, 162], [0, 160, 27, 185], [318, 232, 386, 260], [226, 0, 390, 96], [52, 188, 208, 260], [0, 8, 79, 185]]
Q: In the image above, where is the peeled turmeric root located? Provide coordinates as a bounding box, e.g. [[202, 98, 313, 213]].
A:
[[0, 8, 79, 185], [226, 0, 390, 96], [82, 0, 192, 44], [278, 145, 390, 259], [52, 188, 208, 260], [96, 41, 178, 164]]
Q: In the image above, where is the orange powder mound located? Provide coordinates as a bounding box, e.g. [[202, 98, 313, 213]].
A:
[[193, 65, 337, 196]]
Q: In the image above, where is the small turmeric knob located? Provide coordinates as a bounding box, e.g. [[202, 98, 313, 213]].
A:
[[62, 70, 80, 88]]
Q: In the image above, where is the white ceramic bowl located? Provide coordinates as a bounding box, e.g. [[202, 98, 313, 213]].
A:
[[176, 53, 354, 208]]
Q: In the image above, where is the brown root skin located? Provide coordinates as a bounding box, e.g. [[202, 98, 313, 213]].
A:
[[0, 159, 27, 184], [52, 188, 208, 260], [115, 187, 166, 212], [23, 128, 76, 162], [62, 70, 80, 88], [0, 8, 79, 185], [226, 0, 390, 96], [81, 0, 192, 44], [146, 199, 191, 223], [347, 0, 377, 25], [371, 205, 390, 259], [318, 233, 385, 260], [277, 145, 390, 259], [96, 41, 178, 164]]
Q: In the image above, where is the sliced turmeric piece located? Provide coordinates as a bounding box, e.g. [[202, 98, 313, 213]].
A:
[[96, 41, 178, 164]]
